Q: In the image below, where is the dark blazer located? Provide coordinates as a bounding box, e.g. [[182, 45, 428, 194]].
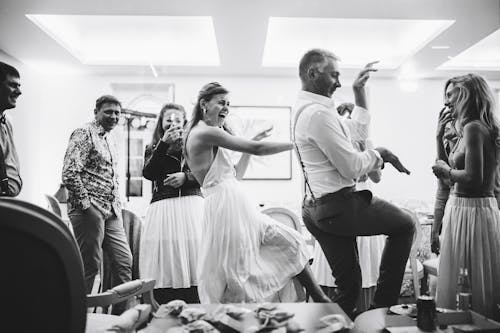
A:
[[143, 141, 201, 203]]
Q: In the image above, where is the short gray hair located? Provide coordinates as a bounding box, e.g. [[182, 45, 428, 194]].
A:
[[299, 48, 340, 81]]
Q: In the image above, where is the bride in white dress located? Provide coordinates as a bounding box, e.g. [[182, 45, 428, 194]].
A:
[[184, 82, 331, 303]]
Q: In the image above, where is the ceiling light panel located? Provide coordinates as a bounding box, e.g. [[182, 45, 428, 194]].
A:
[[438, 28, 500, 71], [26, 14, 220, 66], [262, 17, 454, 69]]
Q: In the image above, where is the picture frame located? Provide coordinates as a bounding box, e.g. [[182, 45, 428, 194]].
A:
[[225, 106, 292, 180]]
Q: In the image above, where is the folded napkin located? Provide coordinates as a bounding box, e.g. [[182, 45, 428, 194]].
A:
[[107, 304, 151, 333]]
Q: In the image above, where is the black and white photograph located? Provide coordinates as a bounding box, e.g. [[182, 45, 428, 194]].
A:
[[1, 1, 500, 332]]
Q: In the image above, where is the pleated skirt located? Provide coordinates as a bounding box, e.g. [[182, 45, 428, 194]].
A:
[[139, 195, 204, 289], [436, 196, 500, 318], [198, 178, 310, 303]]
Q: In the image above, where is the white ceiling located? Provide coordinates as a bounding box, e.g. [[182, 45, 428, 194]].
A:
[[1, 0, 499, 79]]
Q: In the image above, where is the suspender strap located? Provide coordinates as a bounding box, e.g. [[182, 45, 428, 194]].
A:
[[292, 102, 318, 201]]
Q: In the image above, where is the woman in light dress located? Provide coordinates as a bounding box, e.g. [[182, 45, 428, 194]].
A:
[[184, 82, 331, 303], [432, 74, 500, 319]]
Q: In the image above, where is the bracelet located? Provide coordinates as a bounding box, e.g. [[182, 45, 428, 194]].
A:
[[448, 167, 453, 181]]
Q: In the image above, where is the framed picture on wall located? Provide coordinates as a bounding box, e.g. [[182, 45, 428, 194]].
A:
[[225, 106, 292, 180]]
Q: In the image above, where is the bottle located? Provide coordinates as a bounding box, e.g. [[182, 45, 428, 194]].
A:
[[456, 267, 472, 311]]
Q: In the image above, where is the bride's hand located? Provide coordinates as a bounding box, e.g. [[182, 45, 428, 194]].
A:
[[252, 126, 273, 141]]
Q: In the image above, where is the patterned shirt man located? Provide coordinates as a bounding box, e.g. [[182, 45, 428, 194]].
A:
[[62, 95, 131, 314], [62, 120, 120, 218]]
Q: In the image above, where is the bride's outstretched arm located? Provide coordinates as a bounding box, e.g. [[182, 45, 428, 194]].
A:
[[234, 126, 274, 179], [200, 126, 292, 156]]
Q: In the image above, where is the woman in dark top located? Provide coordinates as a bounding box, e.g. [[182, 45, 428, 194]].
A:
[[139, 103, 203, 304]]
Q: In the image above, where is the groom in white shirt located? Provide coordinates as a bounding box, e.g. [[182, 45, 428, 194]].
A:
[[293, 49, 415, 317]]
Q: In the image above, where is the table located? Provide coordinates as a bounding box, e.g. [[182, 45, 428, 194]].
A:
[[354, 307, 500, 333], [140, 303, 353, 333], [354, 308, 388, 333]]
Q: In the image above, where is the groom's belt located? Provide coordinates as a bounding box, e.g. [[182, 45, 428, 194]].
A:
[[304, 186, 356, 206]]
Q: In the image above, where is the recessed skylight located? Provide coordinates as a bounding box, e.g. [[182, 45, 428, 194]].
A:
[[26, 14, 220, 66], [262, 17, 454, 69], [438, 28, 500, 71]]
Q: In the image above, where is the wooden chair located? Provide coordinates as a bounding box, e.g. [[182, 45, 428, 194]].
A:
[[423, 258, 439, 277], [0, 197, 86, 333], [261, 206, 302, 232], [402, 212, 425, 298], [422, 257, 439, 296], [45, 192, 73, 234], [44, 193, 62, 217], [0, 198, 157, 333], [87, 279, 157, 311], [86, 279, 158, 333], [262, 206, 308, 302]]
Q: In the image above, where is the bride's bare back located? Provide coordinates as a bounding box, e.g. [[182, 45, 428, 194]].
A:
[[185, 122, 218, 186]]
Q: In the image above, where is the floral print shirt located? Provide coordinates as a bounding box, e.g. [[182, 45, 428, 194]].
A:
[[62, 120, 121, 218]]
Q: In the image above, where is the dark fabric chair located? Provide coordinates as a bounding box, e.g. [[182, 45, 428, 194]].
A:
[[0, 197, 87, 333], [0, 198, 157, 332]]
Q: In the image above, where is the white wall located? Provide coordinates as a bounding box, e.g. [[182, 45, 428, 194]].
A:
[[3, 60, 499, 215]]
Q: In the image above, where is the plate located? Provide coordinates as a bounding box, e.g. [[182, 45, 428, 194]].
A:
[[389, 304, 417, 317]]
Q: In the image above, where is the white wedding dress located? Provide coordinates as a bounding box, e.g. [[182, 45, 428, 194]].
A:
[[197, 147, 310, 303]]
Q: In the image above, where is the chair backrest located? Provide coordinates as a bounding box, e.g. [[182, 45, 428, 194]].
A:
[[410, 212, 423, 262], [404, 209, 423, 298], [262, 207, 307, 301], [87, 278, 158, 311], [44, 193, 62, 217], [0, 198, 86, 333], [262, 207, 302, 232]]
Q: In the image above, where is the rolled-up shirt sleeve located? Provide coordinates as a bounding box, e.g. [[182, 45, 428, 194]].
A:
[[62, 128, 91, 210], [346, 106, 371, 141], [308, 109, 382, 180]]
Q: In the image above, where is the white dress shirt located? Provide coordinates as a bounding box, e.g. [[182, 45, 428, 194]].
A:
[[293, 90, 382, 197]]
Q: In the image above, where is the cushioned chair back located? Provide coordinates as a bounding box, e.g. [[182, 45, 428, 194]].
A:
[[262, 207, 307, 302], [262, 207, 302, 232], [0, 198, 86, 333], [122, 208, 142, 279], [44, 193, 62, 217], [402, 209, 424, 298]]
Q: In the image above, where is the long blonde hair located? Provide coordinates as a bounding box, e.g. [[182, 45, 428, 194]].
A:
[[445, 74, 500, 148]]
